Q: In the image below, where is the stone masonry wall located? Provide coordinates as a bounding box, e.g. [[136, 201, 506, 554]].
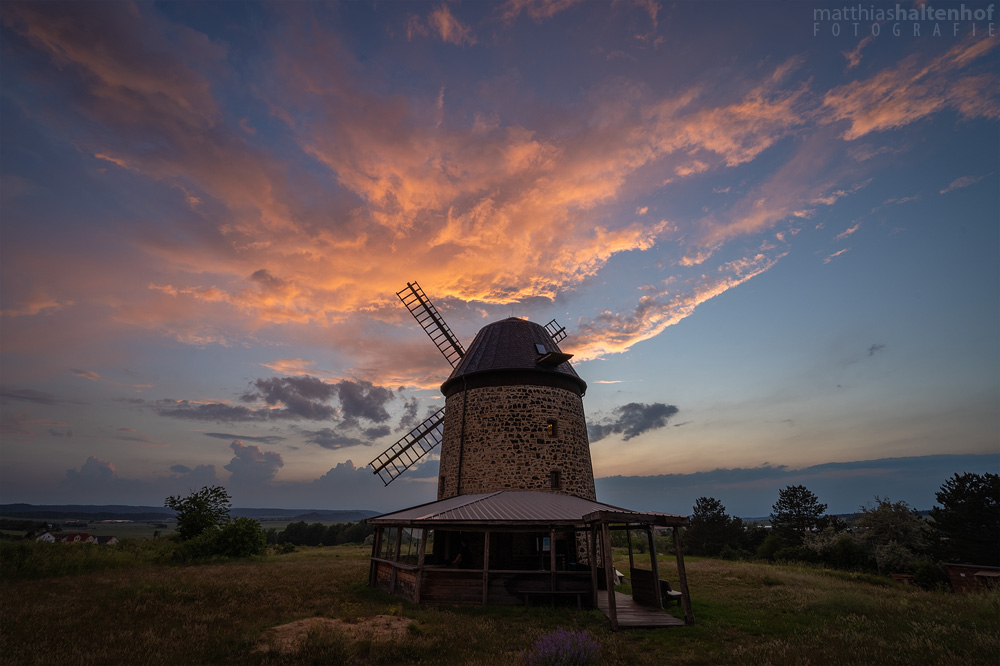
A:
[[438, 384, 596, 501]]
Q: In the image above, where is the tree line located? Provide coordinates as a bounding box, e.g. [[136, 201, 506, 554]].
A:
[[265, 520, 374, 547], [683, 472, 999, 588]]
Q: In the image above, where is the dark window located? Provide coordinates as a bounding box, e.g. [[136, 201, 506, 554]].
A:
[[550, 470, 561, 488]]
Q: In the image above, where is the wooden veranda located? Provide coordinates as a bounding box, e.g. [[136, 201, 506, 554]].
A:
[[367, 491, 694, 630]]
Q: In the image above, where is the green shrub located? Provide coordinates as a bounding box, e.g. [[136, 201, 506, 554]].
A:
[[215, 517, 266, 558], [913, 561, 949, 590]]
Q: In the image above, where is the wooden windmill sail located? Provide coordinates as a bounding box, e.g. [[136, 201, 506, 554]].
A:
[[369, 281, 570, 486]]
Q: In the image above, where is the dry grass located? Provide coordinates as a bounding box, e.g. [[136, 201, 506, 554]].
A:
[[1, 545, 997, 665]]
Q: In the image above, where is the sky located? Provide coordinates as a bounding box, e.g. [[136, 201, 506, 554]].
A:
[[1, 1, 997, 518]]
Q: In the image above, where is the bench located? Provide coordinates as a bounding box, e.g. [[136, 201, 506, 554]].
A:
[[518, 589, 585, 609], [659, 580, 682, 607]]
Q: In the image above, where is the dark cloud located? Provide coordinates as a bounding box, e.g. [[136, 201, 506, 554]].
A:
[[249, 268, 287, 290], [588, 402, 679, 442], [0, 387, 84, 405], [202, 432, 286, 445], [397, 397, 421, 430], [868, 343, 886, 356], [152, 400, 271, 422], [334, 379, 393, 423], [224, 440, 283, 485], [132, 376, 397, 424], [300, 427, 368, 450], [244, 376, 338, 420], [363, 425, 392, 439], [168, 463, 220, 488]]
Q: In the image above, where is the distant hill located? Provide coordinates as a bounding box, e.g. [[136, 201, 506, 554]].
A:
[[233, 508, 379, 522], [0, 503, 379, 523], [0, 504, 174, 521]]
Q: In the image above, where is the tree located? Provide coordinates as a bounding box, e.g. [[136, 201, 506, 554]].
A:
[[855, 496, 930, 573], [164, 485, 232, 540], [770, 485, 827, 545], [687, 497, 744, 556], [930, 472, 1000, 566]]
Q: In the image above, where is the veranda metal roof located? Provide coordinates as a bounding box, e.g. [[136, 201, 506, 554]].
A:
[[367, 490, 689, 528]]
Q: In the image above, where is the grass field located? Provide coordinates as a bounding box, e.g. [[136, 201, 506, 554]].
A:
[[1, 543, 997, 665]]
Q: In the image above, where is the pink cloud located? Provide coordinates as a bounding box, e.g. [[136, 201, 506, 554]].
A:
[[823, 38, 1000, 140]]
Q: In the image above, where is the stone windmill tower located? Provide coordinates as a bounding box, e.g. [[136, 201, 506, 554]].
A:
[[370, 282, 596, 501]]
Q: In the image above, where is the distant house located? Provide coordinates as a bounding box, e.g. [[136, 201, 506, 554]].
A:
[[35, 532, 56, 543], [95, 536, 119, 546]]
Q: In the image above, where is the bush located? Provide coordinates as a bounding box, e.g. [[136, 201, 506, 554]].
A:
[[216, 517, 267, 558], [912, 561, 949, 590], [756, 532, 784, 560], [523, 627, 600, 666], [173, 518, 266, 561]]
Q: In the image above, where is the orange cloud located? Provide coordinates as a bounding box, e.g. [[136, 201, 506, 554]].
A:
[[823, 38, 999, 140], [574, 251, 788, 359], [428, 5, 476, 45]]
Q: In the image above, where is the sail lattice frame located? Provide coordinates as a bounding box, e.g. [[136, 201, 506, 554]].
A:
[[369, 407, 445, 486], [397, 282, 465, 368]]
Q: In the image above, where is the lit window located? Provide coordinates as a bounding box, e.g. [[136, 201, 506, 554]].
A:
[[546, 419, 557, 436]]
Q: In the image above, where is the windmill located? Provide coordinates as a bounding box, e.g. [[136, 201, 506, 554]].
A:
[[368, 281, 592, 502]]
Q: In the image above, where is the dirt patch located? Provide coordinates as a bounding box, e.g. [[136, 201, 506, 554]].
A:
[[255, 615, 412, 654]]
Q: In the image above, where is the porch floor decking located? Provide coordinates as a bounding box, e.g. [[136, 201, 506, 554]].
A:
[[596, 591, 686, 628]]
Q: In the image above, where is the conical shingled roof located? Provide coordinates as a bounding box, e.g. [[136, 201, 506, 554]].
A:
[[440, 317, 586, 397]]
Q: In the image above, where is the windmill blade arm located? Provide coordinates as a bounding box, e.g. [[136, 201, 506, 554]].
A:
[[397, 282, 466, 367], [369, 407, 446, 486]]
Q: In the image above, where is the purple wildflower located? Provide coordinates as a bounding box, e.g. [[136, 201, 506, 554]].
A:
[[523, 627, 600, 666]]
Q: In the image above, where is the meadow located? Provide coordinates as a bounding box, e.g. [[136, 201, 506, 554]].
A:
[[1, 541, 997, 665]]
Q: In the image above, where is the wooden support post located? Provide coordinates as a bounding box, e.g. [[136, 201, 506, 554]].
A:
[[601, 521, 618, 631], [647, 527, 662, 608], [672, 526, 694, 625], [589, 525, 599, 608], [390, 528, 402, 593], [415, 528, 427, 604], [550, 528, 557, 592], [369, 526, 381, 587], [626, 527, 634, 572], [482, 531, 491, 605]]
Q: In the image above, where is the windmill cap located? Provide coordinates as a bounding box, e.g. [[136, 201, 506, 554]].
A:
[[440, 317, 587, 397]]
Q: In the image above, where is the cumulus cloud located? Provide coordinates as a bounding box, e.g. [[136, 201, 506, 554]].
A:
[[224, 440, 283, 485], [64, 456, 115, 485], [588, 402, 679, 442]]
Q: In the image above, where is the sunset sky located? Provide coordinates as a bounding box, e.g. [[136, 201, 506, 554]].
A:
[[1, 1, 997, 517]]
